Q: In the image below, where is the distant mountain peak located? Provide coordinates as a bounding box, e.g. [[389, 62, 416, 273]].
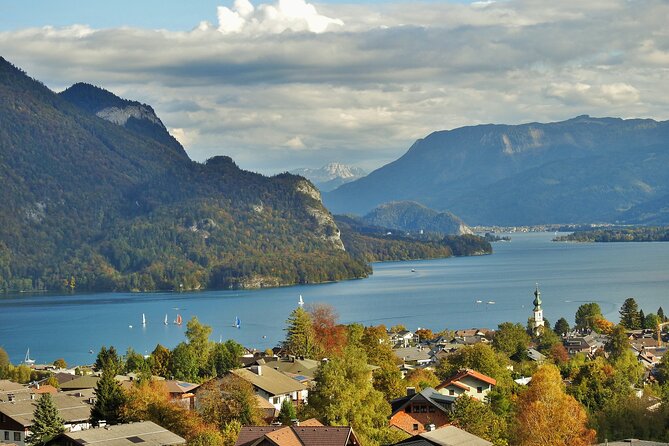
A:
[[291, 162, 366, 192]]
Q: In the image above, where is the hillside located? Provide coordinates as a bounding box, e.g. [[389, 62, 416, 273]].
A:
[[324, 116, 669, 225], [363, 201, 472, 235], [0, 57, 369, 292]]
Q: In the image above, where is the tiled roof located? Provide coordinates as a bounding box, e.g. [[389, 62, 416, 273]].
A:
[[394, 425, 493, 446], [59, 375, 100, 390], [163, 380, 200, 394], [0, 394, 91, 427], [235, 425, 357, 446], [390, 388, 455, 415], [436, 369, 497, 390], [56, 421, 185, 445], [231, 366, 306, 396]]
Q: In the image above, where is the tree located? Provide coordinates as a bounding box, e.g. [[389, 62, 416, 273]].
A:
[[197, 375, 263, 428], [305, 346, 393, 445], [52, 358, 67, 369], [307, 303, 347, 357], [91, 365, 126, 425], [535, 326, 561, 353], [606, 325, 630, 361], [283, 307, 317, 358], [404, 368, 439, 391], [209, 340, 243, 377], [619, 298, 642, 329], [415, 328, 434, 342], [644, 313, 661, 330], [169, 342, 199, 382], [124, 347, 146, 373], [186, 316, 213, 375], [592, 317, 614, 335], [436, 343, 510, 383], [278, 399, 297, 425], [450, 396, 507, 445], [575, 303, 602, 330], [493, 322, 530, 360], [0, 347, 9, 378], [658, 307, 666, 322], [554, 317, 570, 336], [513, 365, 596, 446], [548, 343, 569, 365], [26, 393, 64, 446], [94, 346, 123, 375], [149, 344, 171, 377]]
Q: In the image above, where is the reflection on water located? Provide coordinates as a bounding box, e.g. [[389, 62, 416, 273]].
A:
[[1, 232, 668, 364]]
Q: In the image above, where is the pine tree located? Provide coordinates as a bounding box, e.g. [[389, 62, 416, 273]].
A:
[[278, 399, 297, 425], [553, 317, 570, 336], [26, 393, 64, 446], [283, 307, 317, 358], [619, 298, 642, 329], [658, 307, 666, 322], [91, 365, 126, 425]]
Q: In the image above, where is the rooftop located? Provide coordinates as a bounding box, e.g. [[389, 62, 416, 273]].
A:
[[231, 366, 307, 396], [54, 421, 185, 446]]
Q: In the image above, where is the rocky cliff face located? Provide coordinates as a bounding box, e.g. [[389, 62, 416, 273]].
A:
[[292, 163, 366, 192], [296, 180, 345, 250]]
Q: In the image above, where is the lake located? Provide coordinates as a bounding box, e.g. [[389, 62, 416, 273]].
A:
[[1, 232, 668, 365]]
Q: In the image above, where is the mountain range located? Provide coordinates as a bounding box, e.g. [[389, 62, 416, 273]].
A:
[[325, 116, 669, 225], [291, 163, 366, 192], [0, 57, 369, 292]]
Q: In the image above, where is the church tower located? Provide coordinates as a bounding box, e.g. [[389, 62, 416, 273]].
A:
[[532, 284, 545, 335]]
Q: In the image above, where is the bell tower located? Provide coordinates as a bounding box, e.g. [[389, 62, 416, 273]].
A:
[[532, 283, 545, 335]]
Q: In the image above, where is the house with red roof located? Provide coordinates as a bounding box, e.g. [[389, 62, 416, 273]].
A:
[[235, 419, 360, 446], [435, 369, 496, 402]]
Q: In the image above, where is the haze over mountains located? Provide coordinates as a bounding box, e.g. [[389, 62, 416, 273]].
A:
[[325, 116, 669, 225]]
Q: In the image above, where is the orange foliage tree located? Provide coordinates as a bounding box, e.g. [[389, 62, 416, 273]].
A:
[[307, 303, 348, 357], [513, 364, 596, 446]]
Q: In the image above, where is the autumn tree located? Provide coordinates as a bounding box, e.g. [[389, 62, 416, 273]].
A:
[[404, 368, 439, 391], [283, 307, 317, 358], [197, 375, 263, 428], [619, 297, 642, 329], [52, 358, 67, 369], [307, 303, 347, 357], [0, 347, 9, 378], [513, 364, 595, 446], [26, 393, 64, 446], [606, 325, 630, 361], [415, 328, 434, 341], [149, 344, 171, 377]]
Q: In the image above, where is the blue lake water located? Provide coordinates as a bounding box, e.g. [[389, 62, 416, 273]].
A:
[[1, 232, 668, 365]]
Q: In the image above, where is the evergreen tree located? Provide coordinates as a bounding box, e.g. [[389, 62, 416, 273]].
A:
[[26, 393, 64, 446], [278, 399, 297, 425], [149, 344, 171, 378], [94, 346, 123, 374], [619, 298, 642, 329], [554, 317, 570, 336], [605, 325, 630, 361], [0, 347, 9, 379], [91, 365, 126, 425], [493, 322, 530, 360], [283, 307, 317, 358], [658, 307, 666, 322], [638, 309, 645, 327], [209, 340, 243, 377]]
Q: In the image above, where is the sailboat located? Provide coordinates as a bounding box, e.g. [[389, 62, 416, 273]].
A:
[[174, 314, 183, 325], [234, 316, 241, 329], [298, 295, 304, 307], [164, 314, 168, 325], [142, 313, 146, 326], [24, 348, 35, 365]]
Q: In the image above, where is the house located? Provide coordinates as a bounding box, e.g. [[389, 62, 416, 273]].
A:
[[389, 330, 419, 348], [526, 348, 546, 363], [0, 382, 31, 403], [562, 332, 606, 357], [58, 376, 100, 391], [162, 381, 200, 410], [46, 421, 185, 446], [435, 369, 496, 402], [258, 356, 320, 379], [0, 393, 92, 446], [393, 346, 433, 366], [230, 365, 308, 410], [595, 440, 669, 446], [391, 425, 493, 446], [235, 419, 360, 446], [389, 387, 455, 435]]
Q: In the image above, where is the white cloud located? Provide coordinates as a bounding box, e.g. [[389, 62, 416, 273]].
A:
[[1, 0, 668, 173], [217, 0, 344, 34]]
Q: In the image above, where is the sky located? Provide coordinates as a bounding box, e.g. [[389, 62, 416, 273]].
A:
[[1, 0, 668, 174]]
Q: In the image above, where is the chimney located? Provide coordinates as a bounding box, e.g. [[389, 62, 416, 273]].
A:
[[30, 393, 36, 400], [426, 424, 436, 432], [406, 387, 416, 396], [291, 418, 299, 426]]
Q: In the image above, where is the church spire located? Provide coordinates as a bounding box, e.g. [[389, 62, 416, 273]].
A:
[[533, 283, 542, 310]]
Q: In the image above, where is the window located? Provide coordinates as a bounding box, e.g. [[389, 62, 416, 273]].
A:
[[14, 432, 21, 441], [272, 397, 280, 404], [405, 406, 411, 413], [477, 387, 483, 393], [4, 432, 9, 441], [449, 389, 455, 395], [413, 424, 419, 431], [428, 406, 435, 413]]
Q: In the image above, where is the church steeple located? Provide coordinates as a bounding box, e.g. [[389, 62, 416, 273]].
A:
[[533, 284, 542, 311], [531, 283, 545, 334]]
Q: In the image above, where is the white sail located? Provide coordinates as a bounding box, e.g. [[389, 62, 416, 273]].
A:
[[298, 295, 304, 307], [24, 348, 35, 365], [164, 314, 168, 325], [142, 313, 146, 325]]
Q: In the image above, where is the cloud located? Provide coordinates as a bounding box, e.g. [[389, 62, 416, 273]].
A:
[[217, 0, 344, 34], [1, 0, 668, 173]]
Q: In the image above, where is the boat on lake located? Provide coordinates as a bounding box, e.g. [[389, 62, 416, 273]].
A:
[[24, 348, 35, 365], [234, 316, 241, 329], [174, 314, 183, 325]]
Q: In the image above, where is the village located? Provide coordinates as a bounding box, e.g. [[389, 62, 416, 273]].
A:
[[1, 287, 668, 446]]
